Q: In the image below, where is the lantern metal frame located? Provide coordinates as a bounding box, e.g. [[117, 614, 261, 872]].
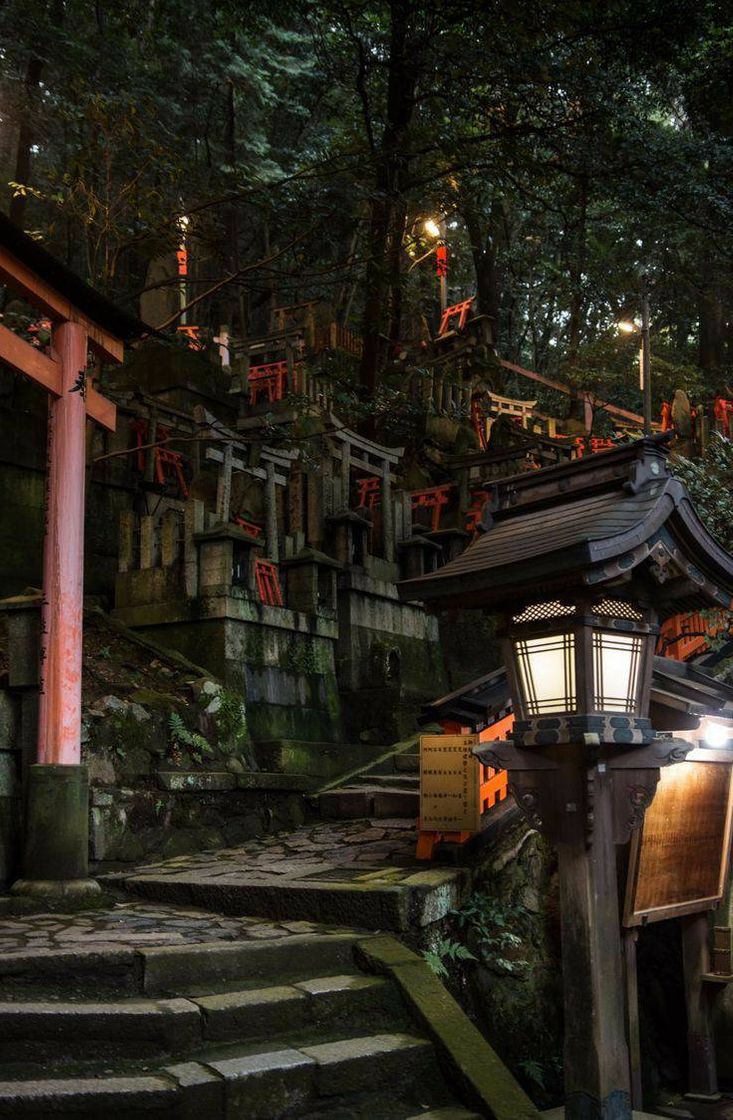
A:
[[502, 595, 658, 746]]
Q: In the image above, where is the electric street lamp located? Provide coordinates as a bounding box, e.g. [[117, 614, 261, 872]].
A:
[[617, 277, 651, 436], [423, 216, 448, 313]]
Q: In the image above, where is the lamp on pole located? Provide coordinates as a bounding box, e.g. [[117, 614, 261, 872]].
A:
[[618, 276, 651, 436], [424, 217, 448, 313]]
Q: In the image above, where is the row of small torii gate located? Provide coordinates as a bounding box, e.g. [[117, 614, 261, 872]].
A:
[[4, 214, 733, 1120]]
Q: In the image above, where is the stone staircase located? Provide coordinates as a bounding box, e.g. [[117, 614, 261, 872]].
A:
[[0, 928, 538, 1119], [316, 738, 420, 821]]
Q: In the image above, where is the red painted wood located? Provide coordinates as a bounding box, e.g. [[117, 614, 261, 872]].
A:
[[0, 244, 123, 363], [37, 322, 88, 766]]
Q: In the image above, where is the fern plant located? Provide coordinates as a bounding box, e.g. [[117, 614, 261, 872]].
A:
[[422, 937, 476, 979], [168, 712, 213, 766]]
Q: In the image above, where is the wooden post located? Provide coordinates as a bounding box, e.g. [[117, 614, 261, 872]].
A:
[[37, 321, 88, 768], [118, 510, 135, 574], [623, 928, 643, 1110], [139, 515, 155, 569], [547, 753, 632, 1120], [184, 498, 204, 598], [265, 460, 279, 562], [216, 443, 233, 523], [144, 407, 157, 483], [682, 912, 720, 1101], [161, 509, 179, 567], [381, 458, 394, 562], [340, 442, 351, 510]]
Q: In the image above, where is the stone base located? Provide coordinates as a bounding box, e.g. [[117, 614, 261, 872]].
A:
[[542, 1111, 663, 1119], [12, 763, 92, 890], [10, 877, 100, 900], [542, 1112, 663, 1119]]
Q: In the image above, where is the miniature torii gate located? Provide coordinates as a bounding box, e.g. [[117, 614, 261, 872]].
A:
[[0, 214, 139, 895]]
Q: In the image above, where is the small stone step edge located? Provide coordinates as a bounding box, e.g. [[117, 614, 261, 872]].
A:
[[0, 974, 394, 1058], [0, 1031, 435, 1119], [122, 867, 468, 934], [0, 931, 368, 995]]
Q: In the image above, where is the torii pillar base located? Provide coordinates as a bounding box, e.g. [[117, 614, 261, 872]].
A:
[[11, 764, 99, 900]]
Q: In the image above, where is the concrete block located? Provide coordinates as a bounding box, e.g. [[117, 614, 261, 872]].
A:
[[158, 771, 236, 792], [300, 1032, 432, 1095], [0, 1075, 177, 1113], [164, 1061, 224, 1118], [139, 933, 361, 994], [195, 985, 306, 1042], [207, 1047, 316, 1120], [0, 694, 18, 751], [0, 997, 202, 1059]]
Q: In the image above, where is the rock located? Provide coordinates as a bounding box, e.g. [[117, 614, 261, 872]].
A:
[[87, 754, 116, 786], [99, 695, 128, 714], [128, 703, 151, 723], [225, 757, 246, 775]]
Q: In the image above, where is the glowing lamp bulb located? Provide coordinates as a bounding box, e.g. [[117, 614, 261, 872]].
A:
[[704, 721, 729, 748], [617, 320, 638, 334], [424, 218, 441, 239]]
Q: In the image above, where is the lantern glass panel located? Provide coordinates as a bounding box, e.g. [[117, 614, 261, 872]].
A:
[[592, 630, 642, 713], [515, 632, 576, 715]]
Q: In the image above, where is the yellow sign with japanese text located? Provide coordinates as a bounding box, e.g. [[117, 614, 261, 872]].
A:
[[419, 734, 481, 832]]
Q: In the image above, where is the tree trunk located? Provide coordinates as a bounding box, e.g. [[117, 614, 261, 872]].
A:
[[360, 0, 418, 397], [9, 0, 65, 226]]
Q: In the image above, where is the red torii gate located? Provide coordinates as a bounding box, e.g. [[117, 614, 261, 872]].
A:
[[0, 214, 143, 895]]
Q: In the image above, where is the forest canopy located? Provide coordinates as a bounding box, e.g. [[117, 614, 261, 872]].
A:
[[2, 0, 733, 408]]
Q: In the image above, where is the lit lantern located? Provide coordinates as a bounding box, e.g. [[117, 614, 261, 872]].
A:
[[506, 598, 655, 728]]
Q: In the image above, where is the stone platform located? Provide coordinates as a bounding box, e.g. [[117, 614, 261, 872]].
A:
[[105, 817, 474, 933]]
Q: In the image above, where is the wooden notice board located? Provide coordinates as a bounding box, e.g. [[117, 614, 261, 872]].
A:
[[624, 760, 733, 927], [419, 734, 481, 833]]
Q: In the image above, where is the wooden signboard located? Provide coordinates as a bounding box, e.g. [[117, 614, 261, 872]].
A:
[[419, 734, 481, 833], [624, 759, 733, 927]]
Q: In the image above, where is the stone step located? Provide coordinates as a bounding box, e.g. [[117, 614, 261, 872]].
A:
[[405, 1111, 484, 1120], [125, 866, 466, 933], [0, 1033, 435, 1119], [318, 785, 418, 820], [0, 1075, 178, 1118], [0, 973, 400, 1061], [394, 751, 420, 773], [351, 774, 419, 789], [0, 932, 364, 997]]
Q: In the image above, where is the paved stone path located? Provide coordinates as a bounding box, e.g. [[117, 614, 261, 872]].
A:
[[107, 817, 420, 883], [0, 900, 333, 957], [105, 816, 471, 932]]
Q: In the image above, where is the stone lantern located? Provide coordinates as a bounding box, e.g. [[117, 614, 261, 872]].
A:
[[399, 436, 733, 1120]]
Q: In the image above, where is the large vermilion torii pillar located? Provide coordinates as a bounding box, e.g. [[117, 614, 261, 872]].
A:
[[0, 214, 138, 897]]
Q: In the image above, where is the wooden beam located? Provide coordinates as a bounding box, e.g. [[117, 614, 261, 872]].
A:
[[86, 384, 116, 431], [0, 245, 124, 363], [499, 359, 647, 427], [0, 322, 61, 394], [0, 325, 116, 430]]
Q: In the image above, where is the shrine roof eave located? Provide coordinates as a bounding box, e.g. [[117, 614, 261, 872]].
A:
[[0, 212, 147, 345], [398, 476, 733, 615]]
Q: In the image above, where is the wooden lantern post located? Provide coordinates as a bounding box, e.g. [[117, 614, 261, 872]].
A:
[[399, 436, 733, 1120], [0, 215, 141, 896]]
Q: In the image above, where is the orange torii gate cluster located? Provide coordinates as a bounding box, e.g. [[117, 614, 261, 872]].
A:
[[0, 214, 143, 896]]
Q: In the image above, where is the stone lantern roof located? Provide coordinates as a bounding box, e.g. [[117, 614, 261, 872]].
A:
[[398, 435, 733, 616]]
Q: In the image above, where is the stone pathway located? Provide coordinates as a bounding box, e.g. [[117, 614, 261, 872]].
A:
[[105, 816, 475, 933], [108, 817, 419, 883], [0, 899, 333, 957]]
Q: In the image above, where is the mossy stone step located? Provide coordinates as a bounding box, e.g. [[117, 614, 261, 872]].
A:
[[0, 1033, 435, 1119], [318, 784, 418, 820], [0, 1075, 177, 1118], [0, 974, 400, 1061], [406, 1111, 484, 1120]]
